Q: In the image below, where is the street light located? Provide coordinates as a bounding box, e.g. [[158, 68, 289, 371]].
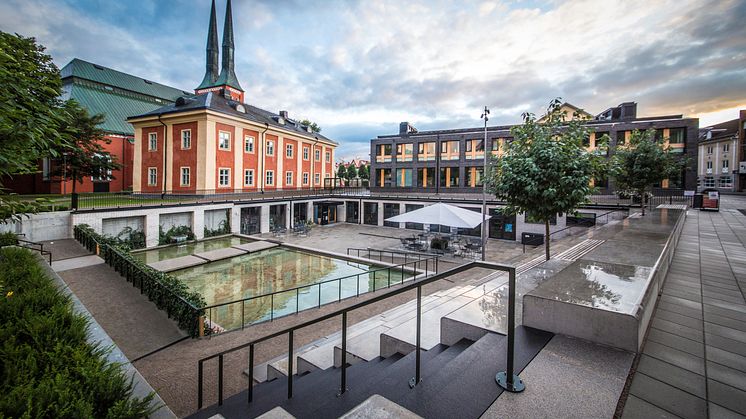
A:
[[481, 106, 490, 261]]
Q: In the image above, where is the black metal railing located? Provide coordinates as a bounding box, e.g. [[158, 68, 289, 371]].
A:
[[200, 251, 439, 334], [196, 260, 521, 409], [548, 208, 625, 241], [2, 237, 53, 265], [72, 186, 370, 211], [346, 247, 440, 272]]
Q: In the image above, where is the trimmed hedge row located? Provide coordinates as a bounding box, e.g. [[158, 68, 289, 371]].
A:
[[74, 225, 206, 337], [0, 247, 155, 417]]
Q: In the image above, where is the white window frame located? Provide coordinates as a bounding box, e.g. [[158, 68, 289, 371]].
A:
[[180, 167, 190, 186], [303, 146, 310, 160], [286, 143, 293, 158], [244, 135, 255, 153], [723, 143, 729, 153], [148, 132, 157, 151], [148, 167, 157, 186], [723, 160, 729, 169], [314, 173, 320, 185], [91, 153, 112, 182], [285, 171, 293, 185], [218, 168, 231, 187], [181, 129, 191, 150], [266, 140, 274, 156], [707, 161, 713, 169], [315, 149, 321, 161], [266, 170, 274, 186], [244, 169, 254, 186], [303, 172, 309, 185], [325, 151, 331, 163], [218, 131, 231, 150]]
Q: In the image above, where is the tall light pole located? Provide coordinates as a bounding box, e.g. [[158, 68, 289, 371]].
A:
[[481, 106, 490, 261]]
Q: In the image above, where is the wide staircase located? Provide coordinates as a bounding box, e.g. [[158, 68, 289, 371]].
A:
[[191, 326, 551, 419]]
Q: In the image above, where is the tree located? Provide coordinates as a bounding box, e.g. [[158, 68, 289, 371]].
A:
[[299, 119, 321, 133], [346, 164, 358, 179], [610, 129, 686, 215], [489, 99, 606, 260], [336, 164, 347, 180], [0, 32, 68, 181], [359, 164, 370, 180], [52, 100, 120, 194]]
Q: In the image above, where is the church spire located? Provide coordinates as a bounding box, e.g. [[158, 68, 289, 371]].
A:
[[196, 0, 219, 90], [215, 0, 243, 93]]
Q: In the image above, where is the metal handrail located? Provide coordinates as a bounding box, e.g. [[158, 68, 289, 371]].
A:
[[201, 252, 439, 332], [15, 238, 53, 265], [346, 247, 439, 267], [548, 208, 624, 240], [197, 260, 521, 409]]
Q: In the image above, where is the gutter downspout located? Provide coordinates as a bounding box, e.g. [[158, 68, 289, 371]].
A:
[[259, 123, 269, 193], [158, 114, 168, 198]]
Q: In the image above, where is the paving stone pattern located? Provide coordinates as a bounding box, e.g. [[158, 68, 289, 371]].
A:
[[622, 209, 746, 419]]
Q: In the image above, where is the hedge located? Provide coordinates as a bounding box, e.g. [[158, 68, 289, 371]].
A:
[[0, 231, 18, 247], [0, 247, 156, 417], [74, 225, 206, 337]]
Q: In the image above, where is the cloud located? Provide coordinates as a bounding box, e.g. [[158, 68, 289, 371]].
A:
[[2, 0, 745, 161]]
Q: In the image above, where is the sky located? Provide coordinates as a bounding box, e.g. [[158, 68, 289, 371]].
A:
[[1, 0, 745, 161]]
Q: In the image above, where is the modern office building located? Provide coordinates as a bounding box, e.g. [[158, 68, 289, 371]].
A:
[[370, 102, 699, 194], [127, 0, 337, 194], [1, 59, 189, 194], [697, 110, 746, 192]]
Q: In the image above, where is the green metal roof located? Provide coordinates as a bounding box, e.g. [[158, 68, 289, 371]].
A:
[[63, 83, 171, 135], [60, 58, 190, 101]]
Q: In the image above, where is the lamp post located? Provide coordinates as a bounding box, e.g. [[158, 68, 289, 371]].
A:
[[481, 106, 490, 261]]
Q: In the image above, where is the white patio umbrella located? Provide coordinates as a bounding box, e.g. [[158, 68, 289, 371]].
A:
[[384, 202, 491, 229]]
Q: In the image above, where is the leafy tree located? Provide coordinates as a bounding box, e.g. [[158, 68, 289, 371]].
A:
[[336, 164, 348, 180], [52, 100, 120, 194], [346, 164, 358, 179], [0, 32, 68, 180], [299, 119, 321, 133], [489, 98, 606, 260], [359, 164, 370, 180], [610, 129, 686, 215]]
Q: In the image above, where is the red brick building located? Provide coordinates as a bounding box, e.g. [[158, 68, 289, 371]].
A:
[[128, 0, 337, 193]]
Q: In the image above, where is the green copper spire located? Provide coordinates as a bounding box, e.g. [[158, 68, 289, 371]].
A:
[[196, 0, 219, 90], [215, 0, 243, 91]]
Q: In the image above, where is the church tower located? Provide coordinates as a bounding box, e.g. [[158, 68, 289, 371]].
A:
[[195, 0, 245, 102]]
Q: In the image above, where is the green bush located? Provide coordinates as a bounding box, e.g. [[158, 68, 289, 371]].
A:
[[158, 225, 195, 245], [74, 224, 145, 251], [204, 219, 230, 238], [0, 247, 156, 417], [0, 231, 18, 247]]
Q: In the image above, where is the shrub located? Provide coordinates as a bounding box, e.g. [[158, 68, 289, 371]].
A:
[[73, 224, 145, 251], [158, 225, 195, 245], [0, 231, 18, 247], [0, 247, 156, 417], [204, 219, 230, 238]]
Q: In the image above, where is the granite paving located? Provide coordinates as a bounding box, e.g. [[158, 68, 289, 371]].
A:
[[620, 208, 746, 419]]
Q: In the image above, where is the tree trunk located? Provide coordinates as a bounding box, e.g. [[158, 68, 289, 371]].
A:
[[641, 191, 646, 216], [71, 169, 77, 194], [545, 219, 550, 261]]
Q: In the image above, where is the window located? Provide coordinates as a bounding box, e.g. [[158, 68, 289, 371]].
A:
[[723, 160, 729, 172], [723, 143, 730, 153], [266, 140, 274, 156], [396, 143, 413, 162], [417, 167, 435, 187], [707, 146, 713, 154], [218, 168, 230, 187], [181, 130, 191, 149], [669, 128, 685, 144], [314, 173, 320, 185], [244, 169, 254, 186], [180, 167, 190, 186], [266, 170, 274, 186], [325, 151, 331, 163], [707, 161, 713, 169], [440, 141, 459, 160], [719, 176, 733, 188], [244, 136, 255, 153], [465, 167, 484, 187], [286, 171, 293, 185], [148, 167, 157, 186], [91, 153, 112, 181], [395, 168, 412, 187], [286, 143, 293, 158], [219, 131, 231, 150], [418, 142, 436, 161], [302, 172, 309, 185], [315, 149, 321, 161], [148, 132, 157, 151], [704, 176, 715, 188], [303, 146, 309, 160], [439, 167, 459, 187], [616, 131, 627, 145]]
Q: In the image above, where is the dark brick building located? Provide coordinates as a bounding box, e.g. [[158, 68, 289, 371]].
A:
[[369, 102, 699, 194]]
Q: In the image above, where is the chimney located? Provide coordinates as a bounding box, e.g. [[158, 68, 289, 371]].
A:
[[399, 122, 417, 136], [619, 102, 637, 120], [279, 110, 289, 119]]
